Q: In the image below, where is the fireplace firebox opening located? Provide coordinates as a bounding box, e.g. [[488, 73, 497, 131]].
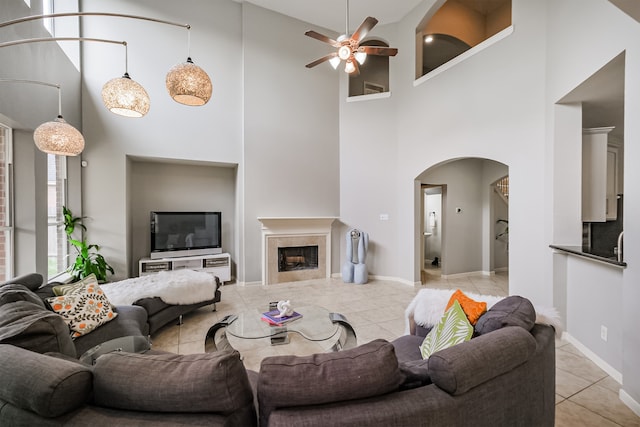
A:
[[278, 246, 319, 272]]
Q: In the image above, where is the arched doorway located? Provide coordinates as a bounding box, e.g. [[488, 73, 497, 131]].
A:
[[417, 157, 509, 294]]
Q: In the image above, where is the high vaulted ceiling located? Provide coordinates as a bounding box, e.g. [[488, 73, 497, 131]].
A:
[[232, 0, 424, 33]]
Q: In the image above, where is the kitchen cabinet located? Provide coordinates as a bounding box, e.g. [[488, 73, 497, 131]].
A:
[[606, 144, 619, 220], [582, 127, 615, 222]]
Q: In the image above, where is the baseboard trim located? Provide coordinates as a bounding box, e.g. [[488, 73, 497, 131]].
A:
[[620, 389, 640, 418], [561, 332, 622, 383], [441, 270, 488, 279], [330, 273, 418, 287]]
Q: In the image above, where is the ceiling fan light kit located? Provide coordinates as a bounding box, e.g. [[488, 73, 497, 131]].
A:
[[304, 0, 398, 75]]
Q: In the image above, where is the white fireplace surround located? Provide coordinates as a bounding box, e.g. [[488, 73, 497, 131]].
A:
[[258, 217, 337, 285]]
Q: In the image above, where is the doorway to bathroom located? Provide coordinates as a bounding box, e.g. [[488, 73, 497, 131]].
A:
[[421, 184, 445, 282]]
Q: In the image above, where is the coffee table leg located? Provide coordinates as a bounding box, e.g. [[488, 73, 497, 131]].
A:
[[205, 314, 237, 352], [329, 312, 357, 350]]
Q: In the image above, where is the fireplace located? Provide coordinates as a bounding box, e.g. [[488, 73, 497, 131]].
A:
[[258, 217, 337, 285], [278, 245, 319, 272]]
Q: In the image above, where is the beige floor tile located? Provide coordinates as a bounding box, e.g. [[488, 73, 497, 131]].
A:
[[555, 400, 621, 427], [556, 394, 566, 404], [569, 383, 640, 427], [179, 340, 204, 355], [556, 368, 595, 399], [556, 347, 608, 383], [597, 376, 622, 394]]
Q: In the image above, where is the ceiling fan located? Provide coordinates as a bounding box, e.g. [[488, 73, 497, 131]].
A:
[[304, 0, 398, 75]]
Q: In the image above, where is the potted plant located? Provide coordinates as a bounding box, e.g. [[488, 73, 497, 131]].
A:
[[63, 206, 115, 282]]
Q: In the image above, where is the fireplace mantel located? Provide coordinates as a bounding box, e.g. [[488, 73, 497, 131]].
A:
[[258, 217, 338, 232], [258, 217, 338, 285]]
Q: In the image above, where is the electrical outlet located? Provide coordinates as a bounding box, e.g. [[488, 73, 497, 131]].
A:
[[600, 325, 608, 342], [379, 214, 389, 221]]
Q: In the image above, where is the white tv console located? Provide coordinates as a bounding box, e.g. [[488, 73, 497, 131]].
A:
[[139, 252, 231, 283]]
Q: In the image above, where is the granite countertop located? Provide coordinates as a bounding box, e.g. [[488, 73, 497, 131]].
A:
[[549, 245, 627, 268]]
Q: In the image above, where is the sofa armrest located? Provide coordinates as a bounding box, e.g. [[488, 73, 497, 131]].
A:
[[0, 344, 92, 418], [428, 326, 536, 395]]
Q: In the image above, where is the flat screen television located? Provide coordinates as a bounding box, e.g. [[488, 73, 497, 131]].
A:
[[150, 211, 222, 259]]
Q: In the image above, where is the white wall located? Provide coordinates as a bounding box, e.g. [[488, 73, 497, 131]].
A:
[[0, 1, 82, 278], [80, 0, 244, 281], [242, 3, 340, 283], [544, 0, 640, 407]]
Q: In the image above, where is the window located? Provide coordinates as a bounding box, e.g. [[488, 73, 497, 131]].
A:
[[47, 154, 67, 279], [416, 0, 512, 78], [42, 0, 54, 35], [348, 39, 391, 97], [0, 124, 14, 282]]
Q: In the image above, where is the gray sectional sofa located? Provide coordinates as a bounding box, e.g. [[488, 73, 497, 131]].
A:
[[0, 273, 555, 426], [0, 274, 148, 358]]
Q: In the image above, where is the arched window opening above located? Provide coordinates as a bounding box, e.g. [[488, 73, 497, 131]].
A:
[[416, 0, 511, 79], [348, 39, 390, 97]]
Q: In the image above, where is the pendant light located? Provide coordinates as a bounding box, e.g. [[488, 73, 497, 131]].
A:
[[0, 36, 150, 118], [1, 12, 213, 109], [166, 27, 212, 106], [0, 79, 85, 156], [101, 42, 150, 117]]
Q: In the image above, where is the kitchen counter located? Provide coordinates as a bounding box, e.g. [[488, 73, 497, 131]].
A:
[[550, 245, 626, 268]]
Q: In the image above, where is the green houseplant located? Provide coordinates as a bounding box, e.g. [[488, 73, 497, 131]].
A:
[[63, 206, 114, 282]]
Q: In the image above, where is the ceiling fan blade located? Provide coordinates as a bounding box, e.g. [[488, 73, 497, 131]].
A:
[[305, 30, 341, 48], [306, 53, 338, 68], [351, 17, 378, 43], [360, 46, 399, 57]]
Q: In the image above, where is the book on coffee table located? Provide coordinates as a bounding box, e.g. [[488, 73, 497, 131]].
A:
[[261, 310, 303, 326]]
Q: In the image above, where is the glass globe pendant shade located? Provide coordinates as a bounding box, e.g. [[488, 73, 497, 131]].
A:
[[101, 73, 150, 118], [344, 60, 356, 74], [33, 116, 85, 156], [354, 51, 367, 65], [166, 57, 212, 106], [329, 56, 341, 69]]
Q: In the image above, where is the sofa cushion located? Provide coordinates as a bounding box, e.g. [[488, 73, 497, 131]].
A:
[[0, 283, 45, 308], [93, 350, 254, 414], [0, 301, 77, 357], [445, 289, 487, 325], [420, 300, 473, 359], [257, 339, 402, 426], [0, 273, 43, 291], [475, 295, 536, 335], [0, 344, 92, 417], [47, 281, 118, 338], [428, 326, 536, 395]]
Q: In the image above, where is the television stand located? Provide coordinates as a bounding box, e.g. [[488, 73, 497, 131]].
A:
[[139, 253, 231, 283]]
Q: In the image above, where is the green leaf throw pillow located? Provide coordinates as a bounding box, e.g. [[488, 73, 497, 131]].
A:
[[52, 274, 98, 296], [420, 299, 473, 359]]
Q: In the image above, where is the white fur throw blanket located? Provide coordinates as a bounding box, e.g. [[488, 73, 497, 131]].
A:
[[101, 269, 217, 306], [405, 288, 563, 337]]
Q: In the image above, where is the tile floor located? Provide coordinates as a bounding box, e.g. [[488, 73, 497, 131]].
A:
[[151, 271, 640, 426]]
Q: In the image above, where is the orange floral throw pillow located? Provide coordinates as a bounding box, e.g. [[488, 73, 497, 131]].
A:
[[445, 289, 487, 326], [47, 282, 117, 338]]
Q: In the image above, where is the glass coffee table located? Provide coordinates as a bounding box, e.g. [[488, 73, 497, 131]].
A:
[[205, 306, 356, 353]]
